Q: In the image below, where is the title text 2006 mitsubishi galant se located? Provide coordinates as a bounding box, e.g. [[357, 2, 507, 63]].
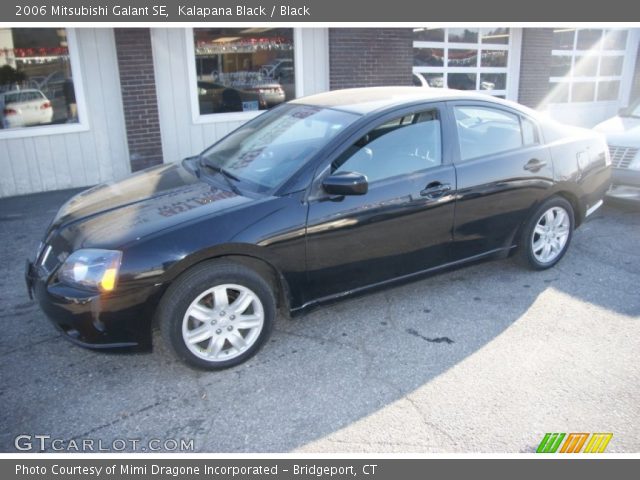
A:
[[25, 88, 611, 369]]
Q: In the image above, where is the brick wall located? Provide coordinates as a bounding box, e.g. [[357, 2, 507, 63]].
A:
[[518, 28, 554, 108], [329, 29, 413, 89], [114, 28, 163, 172]]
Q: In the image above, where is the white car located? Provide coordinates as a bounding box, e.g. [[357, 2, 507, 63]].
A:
[[594, 98, 640, 200], [1, 89, 54, 129]]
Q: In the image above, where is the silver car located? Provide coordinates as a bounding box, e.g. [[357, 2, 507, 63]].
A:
[[594, 98, 640, 200]]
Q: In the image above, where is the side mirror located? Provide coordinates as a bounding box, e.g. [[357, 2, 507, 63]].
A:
[[322, 172, 368, 196]]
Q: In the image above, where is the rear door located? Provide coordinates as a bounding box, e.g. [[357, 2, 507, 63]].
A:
[[449, 101, 553, 260]]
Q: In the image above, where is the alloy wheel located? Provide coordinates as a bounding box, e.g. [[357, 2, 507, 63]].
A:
[[181, 284, 264, 362], [531, 206, 571, 264]]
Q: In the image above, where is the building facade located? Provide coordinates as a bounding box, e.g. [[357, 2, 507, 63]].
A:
[[0, 27, 639, 198]]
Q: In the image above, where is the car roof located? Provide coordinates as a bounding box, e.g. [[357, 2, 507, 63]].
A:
[[1, 89, 43, 97], [290, 86, 523, 115]]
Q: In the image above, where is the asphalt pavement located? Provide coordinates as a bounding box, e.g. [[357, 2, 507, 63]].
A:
[[0, 189, 638, 453]]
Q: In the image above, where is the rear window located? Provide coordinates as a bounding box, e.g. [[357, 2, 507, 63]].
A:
[[22, 91, 44, 101], [3, 93, 21, 104]]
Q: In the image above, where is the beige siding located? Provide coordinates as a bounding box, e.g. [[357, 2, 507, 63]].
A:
[[0, 28, 130, 198], [151, 28, 330, 164]]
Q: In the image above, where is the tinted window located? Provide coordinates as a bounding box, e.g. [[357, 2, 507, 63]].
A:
[[454, 106, 523, 160], [335, 110, 442, 183]]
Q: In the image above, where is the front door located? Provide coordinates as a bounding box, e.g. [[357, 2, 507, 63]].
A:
[[304, 105, 457, 302]]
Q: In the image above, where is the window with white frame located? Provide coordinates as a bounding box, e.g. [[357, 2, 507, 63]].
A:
[[412, 27, 512, 98], [548, 28, 628, 103], [0, 28, 79, 130], [192, 28, 295, 116]]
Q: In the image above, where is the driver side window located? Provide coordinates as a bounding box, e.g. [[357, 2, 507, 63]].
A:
[[334, 110, 442, 183]]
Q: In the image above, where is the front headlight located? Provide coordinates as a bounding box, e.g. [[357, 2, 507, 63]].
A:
[[58, 249, 122, 292]]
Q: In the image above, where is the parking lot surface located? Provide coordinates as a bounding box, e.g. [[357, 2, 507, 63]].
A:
[[1, 189, 638, 453]]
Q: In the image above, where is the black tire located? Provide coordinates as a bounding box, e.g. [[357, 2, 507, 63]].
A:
[[158, 259, 276, 370], [517, 196, 575, 270]]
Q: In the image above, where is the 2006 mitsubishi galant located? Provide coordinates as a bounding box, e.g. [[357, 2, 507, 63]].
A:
[[26, 87, 611, 369]]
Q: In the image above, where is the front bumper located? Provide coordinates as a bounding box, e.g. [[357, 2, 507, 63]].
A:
[[611, 167, 640, 188], [606, 168, 640, 201], [25, 260, 163, 350]]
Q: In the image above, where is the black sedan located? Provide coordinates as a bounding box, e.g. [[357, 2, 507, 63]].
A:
[[26, 87, 611, 369]]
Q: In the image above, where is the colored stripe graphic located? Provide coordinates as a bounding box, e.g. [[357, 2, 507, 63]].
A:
[[560, 433, 590, 453], [537, 433, 566, 453], [583, 433, 613, 453]]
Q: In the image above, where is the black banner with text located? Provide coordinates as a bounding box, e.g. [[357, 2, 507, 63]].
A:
[[3, 0, 640, 22], [3, 459, 639, 480]]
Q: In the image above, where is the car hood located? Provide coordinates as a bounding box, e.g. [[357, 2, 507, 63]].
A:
[[593, 116, 640, 147], [50, 161, 253, 250]]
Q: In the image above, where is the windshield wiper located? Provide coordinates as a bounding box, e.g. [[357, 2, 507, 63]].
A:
[[199, 158, 242, 196]]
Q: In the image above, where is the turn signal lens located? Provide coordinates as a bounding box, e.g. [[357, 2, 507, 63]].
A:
[[100, 268, 118, 292]]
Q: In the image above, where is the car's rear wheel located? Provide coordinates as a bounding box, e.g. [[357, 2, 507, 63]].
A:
[[158, 260, 275, 370], [518, 196, 574, 270]]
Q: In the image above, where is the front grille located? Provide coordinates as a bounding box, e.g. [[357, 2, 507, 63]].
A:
[[608, 145, 638, 169]]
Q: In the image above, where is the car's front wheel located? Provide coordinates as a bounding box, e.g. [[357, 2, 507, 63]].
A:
[[158, 260, 275, 370], [518, 196, 575, 270]]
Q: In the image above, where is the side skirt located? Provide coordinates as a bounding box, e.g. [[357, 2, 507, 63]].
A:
[[290, 246, 514, 316]]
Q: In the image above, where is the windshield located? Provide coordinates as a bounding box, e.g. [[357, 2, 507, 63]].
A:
[[199, 104, 359, 193]]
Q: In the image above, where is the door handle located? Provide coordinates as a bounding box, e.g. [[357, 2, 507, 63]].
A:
[[420, 182, 452, 199], [523, 159, 547, 172]]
